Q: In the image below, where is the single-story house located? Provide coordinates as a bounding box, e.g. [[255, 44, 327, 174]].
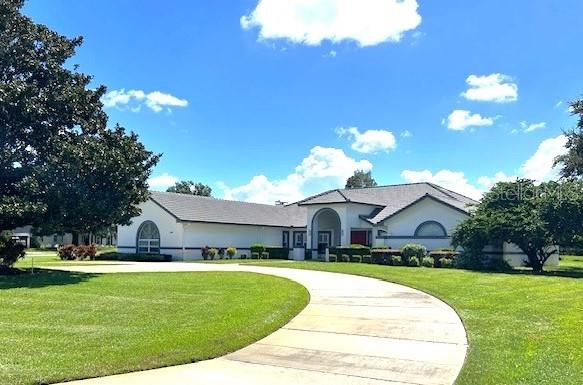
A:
[[117, 182, 558, 266], [11, 226, 116, 248]]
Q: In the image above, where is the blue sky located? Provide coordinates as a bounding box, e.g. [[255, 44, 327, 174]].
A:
[[24, 0, 582, 202]]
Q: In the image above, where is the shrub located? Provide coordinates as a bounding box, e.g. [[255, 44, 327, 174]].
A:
[[401, 244, 427, 262], [58, 244, 77, 260], [483, 256, 512, 272], [439, 257, 453, 268], [217, 248, 225, 259], [265, 246, 290, 259], [371, 248, 401, 265], [57, 244, 97, 260], [340, 254, 350, 262], [453, 252, 485, 270], [330, 245, 371, 257], [349, 255, 362, 263], [226, 247, 237, 259], [250, 252, 259, 259], [421, 256, 434, 267], [201, 246, 210, 260], [408, 256, 420, 267], [261, 251, 269, 259], [240, 253, 247, 259], [96, 252, 172, 262], [390, 255, 402, 266], [328, 254, 337, 262], [208, 248, 218, 260], [429, 250, 460, 259], [0, 232, 26, 272], [250, 243, 266, 255], [362, 255, 372, 264]]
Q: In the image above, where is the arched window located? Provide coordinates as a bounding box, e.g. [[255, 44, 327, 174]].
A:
[[414, 221, 447, 237], [137, 221, 160, 254]]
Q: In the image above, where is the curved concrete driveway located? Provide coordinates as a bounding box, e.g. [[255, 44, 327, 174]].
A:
[[53, 262, 467, 385]]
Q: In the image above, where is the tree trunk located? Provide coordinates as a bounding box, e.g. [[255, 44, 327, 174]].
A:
[[72, 232, 79, 246], [528, 251, 544, 273]]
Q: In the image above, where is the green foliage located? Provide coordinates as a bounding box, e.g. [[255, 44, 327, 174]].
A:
[[240, 253, 247, 259], [408, 256, 420, 267], [390, 255, 402, 266], [95, 252, 172, 262], [439, 257, 453, 268], [208, 248, 218, 260], [166, 180, 212, 197], [0, 231, 25, 272], [250, 243, 266, 255], [0, 1, 158, 238], [401, 244, 427, 261], [201, 246, 210, 260], [328, 254, 337, 262], [349, 255, 362, 263], [421, 256, 434, 267], [452, 179, 583, 272], [345, 170, 377, 189], [340, 254, 350, 262], [362, 255, 372, 264], [554, 98, 583, 179], [226, 247, 237, 259], [265, 246, 290, 259], [251, 252, 259, 259], [330, 245, 371, 257], [261, 252, 269, 259], [371, 248, 401, 265]]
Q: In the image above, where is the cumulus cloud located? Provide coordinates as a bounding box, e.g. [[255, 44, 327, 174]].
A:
[[401, 135, 568, 200], [519, 135, 567, 181], [401, 169, 484, 200], [241, 0, 422, 47], [221, 146, 372, 204], [101, 89, 188, 113], [460, 73, 518, 103], [443, 110, 495, 131], [520, 121, 546, 133], [148, 173, 178, 190], [336, 127, 397, 153]]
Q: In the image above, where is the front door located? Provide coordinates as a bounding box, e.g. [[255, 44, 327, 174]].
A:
[[317, 231, 331, 254]]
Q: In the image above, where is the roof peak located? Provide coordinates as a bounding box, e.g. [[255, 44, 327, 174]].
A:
[[150, 190, 293, 208]]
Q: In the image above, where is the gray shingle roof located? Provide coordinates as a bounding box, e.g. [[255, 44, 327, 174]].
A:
[[297, 182, 477, 224], [150, 191, 306, 228]]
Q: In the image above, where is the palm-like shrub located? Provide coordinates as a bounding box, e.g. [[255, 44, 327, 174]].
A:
[[226, 247, 237, 259]]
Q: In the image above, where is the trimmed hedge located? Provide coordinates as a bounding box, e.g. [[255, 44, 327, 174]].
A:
[[439, 257, 454, 268], [401, 244, 427, 261], [408, 256, 420, 267], [265, 246, 290, 259], [329, 245, 371, 257], [328, 254, 337, 262], [371, 248, 402, 265], [421, 256, 434, 267], [340, 254, 350, 262], [261, 252, 269, 259], [251, 252, 259, 259], [390, 255, 403, 266], [250, 243, 266, 255], [362, 255, 372, 264], [96, 252, 172, 262], [349, 255, 362, 263]]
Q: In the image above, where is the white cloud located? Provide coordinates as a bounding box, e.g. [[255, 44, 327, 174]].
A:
[[519, 135, 567, 181], [336, 127, 397, 153], [101, 89, 188, 113], [401, 169, 484, 200], [241, 0, 422, 47], [555, 101, 563, 108], [401, 135, 568, 200], [520, 121, 546, 133], [461, 73, 518, 103], [221, 146, 372, 204], [148, 173, 178, 190], [401, 130, 412, 138], [444, 110, 495, 131]]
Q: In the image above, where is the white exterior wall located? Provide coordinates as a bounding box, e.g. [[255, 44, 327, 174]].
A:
[[377, 197, 469, 251], [117, 199, 183, 257], [502, 242, 559, 267]]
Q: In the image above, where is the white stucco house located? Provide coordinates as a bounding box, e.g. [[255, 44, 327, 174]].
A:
[[117, 182, 557, 266]]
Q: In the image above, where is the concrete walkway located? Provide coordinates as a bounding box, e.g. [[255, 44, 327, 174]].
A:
[[53, 262, 467, 385]]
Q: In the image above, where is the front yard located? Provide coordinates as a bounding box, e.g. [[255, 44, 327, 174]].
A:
[[254, 259, 583, 385], [0, 269, 308, 385]]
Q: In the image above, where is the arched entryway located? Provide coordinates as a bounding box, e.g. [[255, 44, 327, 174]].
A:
[[136, 220, 160, 254], [311, 208, 341, 257]]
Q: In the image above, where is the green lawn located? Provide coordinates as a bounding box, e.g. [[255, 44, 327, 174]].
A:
[[0, 270, 308, 385], [254, 259, 583, 385]]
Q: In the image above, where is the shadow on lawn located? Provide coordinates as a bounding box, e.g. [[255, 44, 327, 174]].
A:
[[0, 269, 99, 289], [473, 267, 583, 279]]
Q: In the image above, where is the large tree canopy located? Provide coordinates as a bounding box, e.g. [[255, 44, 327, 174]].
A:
[[554, 98, 583, 179], [0, 0, 159, 259], [167, 180, 212, 196], [345, 170, 377, 189], [452, 179, 583, 272]]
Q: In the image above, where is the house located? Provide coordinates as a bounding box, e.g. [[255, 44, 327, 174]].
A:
[[117, 182, 558, 266], [11, 226, 116, 248]]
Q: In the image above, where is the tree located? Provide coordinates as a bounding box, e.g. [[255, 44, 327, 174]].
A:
[[167, 181, 212, 196], [345, 170, 377, 189], [452, 179, 583, 273], [554, 98, 583, 179], [0, 0, 159, 262]]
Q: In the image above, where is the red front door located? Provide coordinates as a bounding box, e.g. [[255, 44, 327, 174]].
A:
[[350, 231, 367, 246]]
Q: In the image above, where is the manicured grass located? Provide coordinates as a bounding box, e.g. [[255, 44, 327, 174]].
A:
[[0, 270, 308, 385], [255, 260, 583, 385]]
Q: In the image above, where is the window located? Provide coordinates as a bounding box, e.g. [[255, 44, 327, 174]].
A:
[[293, 231, 306, 248], [282, 231, 290, 248], [137, 221, 160, 254], [414, 221, 447, 237]]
